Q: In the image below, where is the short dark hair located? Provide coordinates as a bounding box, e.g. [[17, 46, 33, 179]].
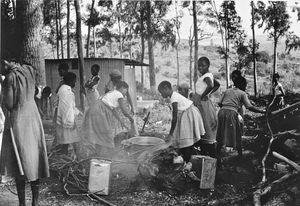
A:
[[234, 76, 247, 91], [91, 64, 100, 73], [158, 81, 172, 91], [42, 86, 52, 97], [198, 56, 210, 67], [231, 70, 241, 80], [58, 62, 69, 71], [115, 81, 129, 89], [63, 72, 77, 85]]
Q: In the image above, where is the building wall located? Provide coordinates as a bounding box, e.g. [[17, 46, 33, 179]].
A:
[[45, 58, 137, 111]]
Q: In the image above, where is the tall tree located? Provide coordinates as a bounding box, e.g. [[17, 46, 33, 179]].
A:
[[74, 0, 85, 111], [218, 1, 243, 88], [57, 0, 64, 59], [86, 0, 95, 58], [67, 0, 71, 58], [188, 25, 194, 89], [139, 3, 146, 87], [251, 0, 257, 98], [16, 0, 46, 85], [256, 1, 290, 78], [55, 0, 60, 59], [146, 0, 155, 91], [173, 0, 183, 86], [192, 0, 198, 90]]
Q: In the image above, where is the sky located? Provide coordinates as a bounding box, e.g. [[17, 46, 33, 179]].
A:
[[175, 0, 300, 39]]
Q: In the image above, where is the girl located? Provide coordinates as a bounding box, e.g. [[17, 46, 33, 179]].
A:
[[82, 81, 134, 159], [194, 56, 220, 158], [84, 64, 101, 107], [105, 70, 135, 114], [217, 75, 265, 157], [270, 72, 285, 111], [158, 81, 205, 162], [0, 60, 49, 206], [56, 72, 81, 155]]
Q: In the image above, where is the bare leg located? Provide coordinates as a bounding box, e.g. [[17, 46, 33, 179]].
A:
[[16, 176, 26, 206], [31, 179, 39, 206]]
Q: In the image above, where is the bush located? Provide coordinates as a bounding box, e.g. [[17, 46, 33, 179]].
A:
[[256, 51, 270, 64]]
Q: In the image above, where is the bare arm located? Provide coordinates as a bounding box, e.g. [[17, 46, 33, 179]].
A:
[[118, 98, 133, 122], [211, 79, 220, 94], [169, 102, 178, 136], [201, 77, 214, 100], [242, 93, 265, 114], [126, 91, 135, 114]]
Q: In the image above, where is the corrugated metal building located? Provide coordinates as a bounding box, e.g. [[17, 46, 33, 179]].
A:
[[45, 58, 148, 111]]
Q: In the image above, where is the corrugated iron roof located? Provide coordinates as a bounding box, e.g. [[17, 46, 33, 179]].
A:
[[45, 58, 149, 67]]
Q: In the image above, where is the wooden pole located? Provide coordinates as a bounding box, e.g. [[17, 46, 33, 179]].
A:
[[74, 0, 85, 111]]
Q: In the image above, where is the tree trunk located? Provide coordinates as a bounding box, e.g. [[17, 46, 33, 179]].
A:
[[146, 0, 156, 91], [74, 0, 85, 111], [193, 1, 198, 91], [273, 37, 278, 79], [118, 16, 122, 58], [93, 26, 96, 57], [251, 0, 257, 98], [16, 0, 46, 85], [224, 4, 230, 88], [86, 0, 95, 58], [67, 0, 71, 58], [55, 0, 60, 59], [189, 26, 194, 89], [175, 0, 180, 87], [140, 7, 145, 87], [58, 0, 64, 59]]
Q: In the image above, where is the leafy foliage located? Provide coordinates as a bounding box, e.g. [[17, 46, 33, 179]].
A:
[[285, 32, 300, 54], [255, 1, 290, 42]]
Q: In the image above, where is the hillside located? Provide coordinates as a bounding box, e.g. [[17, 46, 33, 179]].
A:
[[43, 34, 300, 96], [136, 35, 300, 96]]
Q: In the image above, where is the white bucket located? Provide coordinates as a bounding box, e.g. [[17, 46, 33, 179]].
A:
[[88, 159, 111, 195]]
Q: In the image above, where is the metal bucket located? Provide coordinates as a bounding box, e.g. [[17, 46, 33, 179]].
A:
[[122, 136, 165, 158]]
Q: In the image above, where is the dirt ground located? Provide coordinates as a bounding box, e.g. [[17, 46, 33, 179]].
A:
[[1, 98, 300, 206]]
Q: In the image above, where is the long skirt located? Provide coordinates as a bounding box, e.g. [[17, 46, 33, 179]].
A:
[[56, 125, 80, 145], [172, 105, 205, 149], [86, 89, 100, 107], [82, 100, 118, 148], [193, 93, 218, 144], [216, 108, 242, 149]]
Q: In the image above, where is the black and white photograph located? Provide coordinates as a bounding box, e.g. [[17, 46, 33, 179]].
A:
[[1, 0, 300, 205]]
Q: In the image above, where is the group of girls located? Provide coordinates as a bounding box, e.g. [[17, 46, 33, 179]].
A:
[[158, 56, 266, 164], [53, 63, 135, 159]]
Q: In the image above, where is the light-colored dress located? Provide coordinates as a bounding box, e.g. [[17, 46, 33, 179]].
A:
[[56, 85, 81, 145], [194, 72, 218, 144], [82, 90, 124, 148], [171, 92, 205, 148], [85, 75, 100, 107], [0, 64, 49, 181]]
